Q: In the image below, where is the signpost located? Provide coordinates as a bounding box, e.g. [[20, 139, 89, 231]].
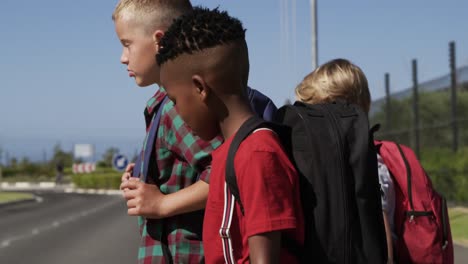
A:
[[112, 154, 129, 172]]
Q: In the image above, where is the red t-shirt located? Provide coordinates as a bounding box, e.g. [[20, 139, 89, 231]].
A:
[[203, 128, 304, 264]]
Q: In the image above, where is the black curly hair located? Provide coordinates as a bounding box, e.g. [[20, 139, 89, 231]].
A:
[[156, 6, 246, 66]]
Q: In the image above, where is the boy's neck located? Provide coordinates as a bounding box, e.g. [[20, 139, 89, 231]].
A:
[[219, 97, 254, 140]]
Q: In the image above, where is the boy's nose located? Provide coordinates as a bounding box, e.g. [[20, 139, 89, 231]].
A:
[[120, 52, 129, 65]]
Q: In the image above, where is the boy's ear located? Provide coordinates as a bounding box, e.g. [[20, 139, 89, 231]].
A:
[[192, 75, 210, 101], [152, 29, 165, 48]]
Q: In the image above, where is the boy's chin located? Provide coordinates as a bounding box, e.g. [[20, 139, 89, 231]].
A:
[[187, 122, 218, 141], [136, 82, 153, 88], [135, 77, 156, 87], [195, 129, 218, 142]]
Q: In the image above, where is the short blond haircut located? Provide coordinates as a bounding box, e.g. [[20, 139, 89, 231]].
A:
[[295, 58, 371, 113], [112, 0, 192, 34]]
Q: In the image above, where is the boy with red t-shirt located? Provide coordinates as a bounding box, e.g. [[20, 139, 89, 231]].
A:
[[156, 6, 304, 264]]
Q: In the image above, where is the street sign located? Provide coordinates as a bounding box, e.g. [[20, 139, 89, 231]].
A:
[[72, 163, 96, 174], [113, 154, 129, 172], [74, 144, 95, 159]]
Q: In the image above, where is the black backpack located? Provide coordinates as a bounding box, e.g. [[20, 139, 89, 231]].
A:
[[225, 101, 387, 263]]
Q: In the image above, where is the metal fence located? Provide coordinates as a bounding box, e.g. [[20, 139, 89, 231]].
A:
[[369, 42, 468, 202], [371, 42, 468, 156]]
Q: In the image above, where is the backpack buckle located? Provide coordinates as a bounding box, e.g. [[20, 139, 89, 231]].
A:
[[442, 240, 448, 250]]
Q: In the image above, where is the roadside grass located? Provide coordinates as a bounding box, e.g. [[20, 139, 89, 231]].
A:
[[449, 207, 468, 247], [0, 192, 34, 203]]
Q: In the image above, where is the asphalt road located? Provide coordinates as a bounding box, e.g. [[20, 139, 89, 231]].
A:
[[0, 191, 140, 264], [1, 190, 467, 263], [455, 244, 468, 264]]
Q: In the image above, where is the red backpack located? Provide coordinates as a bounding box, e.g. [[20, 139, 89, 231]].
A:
[[375, 140, 454, 264]]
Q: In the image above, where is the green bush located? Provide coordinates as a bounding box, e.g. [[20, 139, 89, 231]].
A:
[[2, 164, 54, 178], [421, 147, 468, 203], [72, 172, 121, 189]]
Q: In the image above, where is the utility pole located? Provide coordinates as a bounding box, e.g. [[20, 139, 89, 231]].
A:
[[310, 0, 318, 69]]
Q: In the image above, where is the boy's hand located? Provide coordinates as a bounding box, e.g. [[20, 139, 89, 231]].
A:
[[120, 177, 168, 219], [121, 163, 135, 183], [120, 163, 135, 193]]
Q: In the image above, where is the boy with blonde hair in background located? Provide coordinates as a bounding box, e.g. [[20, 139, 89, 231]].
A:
[[295, 58, 395, 263]]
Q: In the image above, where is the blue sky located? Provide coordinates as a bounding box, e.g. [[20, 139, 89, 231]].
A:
[[1, 0, 467, 161]]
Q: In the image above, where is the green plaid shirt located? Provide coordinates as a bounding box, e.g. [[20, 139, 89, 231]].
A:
[[137, 86, 221, 264]]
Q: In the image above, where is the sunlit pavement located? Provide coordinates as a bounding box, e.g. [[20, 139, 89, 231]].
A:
[[0, 185, 468, 264], [0, 192, 139, 264]]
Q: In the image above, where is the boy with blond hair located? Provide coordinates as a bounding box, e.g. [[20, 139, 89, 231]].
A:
[[295, 58, 395, 263], [112, 1, 277, 263], [113, 1, 217, 263]]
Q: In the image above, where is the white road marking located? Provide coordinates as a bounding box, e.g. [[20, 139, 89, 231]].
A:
[[0, 200, 118, 249]]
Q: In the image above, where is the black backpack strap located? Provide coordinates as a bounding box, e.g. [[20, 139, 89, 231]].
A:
[[132, 96, 169, 181], [370, 123, 381, 137], [225, 116, 269, 215], [395, 143, 416, 215], [225, 115, 304, 260], [161, 228, 174, 264]]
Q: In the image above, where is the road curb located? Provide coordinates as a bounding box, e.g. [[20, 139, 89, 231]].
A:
[[0, 190, 120, 208], [63, 188, 121, 196], [1, 181, 64, 190], [1, 182, 121, 195], [0, 182, 122, 208], [455, 240, 468, 249]]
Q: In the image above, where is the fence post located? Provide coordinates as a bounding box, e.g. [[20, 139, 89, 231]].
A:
[[385, 73, 391, 129], [412, 59, 420, 158], [449, 41, 458, 152]]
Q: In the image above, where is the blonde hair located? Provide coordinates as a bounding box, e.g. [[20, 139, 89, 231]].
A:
[[295, 58, 371, 113], [112, 0, 192, 34]]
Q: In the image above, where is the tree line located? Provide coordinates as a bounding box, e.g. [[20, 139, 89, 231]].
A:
[[0, 144, 134, 179]]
